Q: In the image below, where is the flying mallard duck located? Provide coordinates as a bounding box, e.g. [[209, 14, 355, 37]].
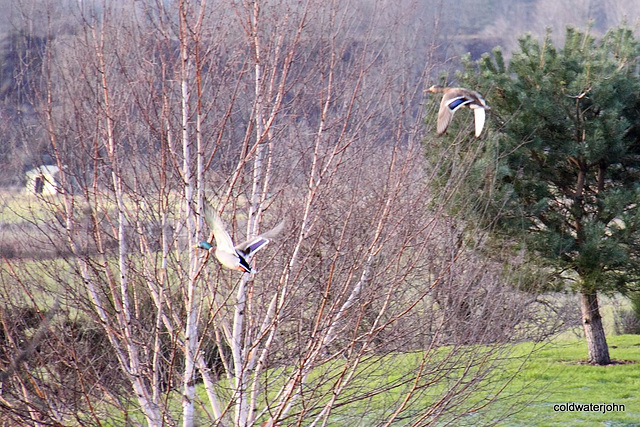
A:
[[427, 85, 490, 137], [197, 203, 285, 274]]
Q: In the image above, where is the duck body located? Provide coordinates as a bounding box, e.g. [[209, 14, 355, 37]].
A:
[[198, 203, 285, 274], [197, 241, 255, 273], [428, 85, 489, 137]]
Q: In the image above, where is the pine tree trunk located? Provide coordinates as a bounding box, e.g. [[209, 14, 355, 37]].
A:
[[579, 292, 611, 365]]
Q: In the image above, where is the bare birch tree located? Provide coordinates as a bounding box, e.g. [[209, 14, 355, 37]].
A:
[[0, 1, 557, 425]]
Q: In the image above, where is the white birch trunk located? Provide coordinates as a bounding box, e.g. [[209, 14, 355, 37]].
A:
[[179, 2, 199, 424]]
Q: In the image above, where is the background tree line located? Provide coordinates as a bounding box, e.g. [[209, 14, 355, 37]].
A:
[[1, 0, 639, 186]]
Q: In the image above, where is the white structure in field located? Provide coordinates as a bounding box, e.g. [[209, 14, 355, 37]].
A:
[[25, 165, 61, 195]]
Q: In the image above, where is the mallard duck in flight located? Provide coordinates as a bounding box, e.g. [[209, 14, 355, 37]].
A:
[[427, 85, 489, 137], [197, 203, 285, 274]]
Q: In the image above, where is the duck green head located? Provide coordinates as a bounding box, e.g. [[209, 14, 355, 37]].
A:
[[197, 241, 213, 250]]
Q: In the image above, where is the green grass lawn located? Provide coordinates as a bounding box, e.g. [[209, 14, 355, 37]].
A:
[[175, 335, 638, 426], [489, 335, 640, 427]]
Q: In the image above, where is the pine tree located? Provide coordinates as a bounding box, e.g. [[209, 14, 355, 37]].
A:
[[451, 27, 640, 365]]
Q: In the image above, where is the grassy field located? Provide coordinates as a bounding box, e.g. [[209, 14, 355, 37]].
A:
[[3, 190, 639, 426], [175, 335, 639, 427], [487, 334, 640, 427]]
